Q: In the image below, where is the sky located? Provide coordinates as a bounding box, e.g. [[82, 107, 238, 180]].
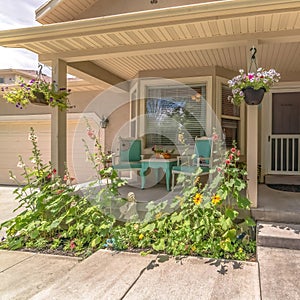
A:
[[0, 0, 47, 71]]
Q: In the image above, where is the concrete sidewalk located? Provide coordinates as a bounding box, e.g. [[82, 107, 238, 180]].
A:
[[1, 249, 260, 300], [0, 186, 300, 299], [0, 248, 299, 300]]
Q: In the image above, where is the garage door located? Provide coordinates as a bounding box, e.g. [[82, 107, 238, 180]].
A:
[[0, 114, 99, 185]]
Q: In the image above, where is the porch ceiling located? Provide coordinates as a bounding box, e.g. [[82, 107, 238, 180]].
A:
[[1, 0, 300, 84]]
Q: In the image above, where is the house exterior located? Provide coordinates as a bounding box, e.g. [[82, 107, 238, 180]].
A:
[[0, 0, 299, 207], [0, 69, 125, 184]]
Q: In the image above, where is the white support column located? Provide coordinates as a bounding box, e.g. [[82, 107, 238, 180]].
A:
[[246, 41, 259, 208], [51, 59, 67, 178], [247, 105, 258, 207]]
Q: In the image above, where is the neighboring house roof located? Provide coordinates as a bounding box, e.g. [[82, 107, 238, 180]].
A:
[[0, 69, 39, 78], [0, 68, 103, 92], [0, 0, 299, 87]]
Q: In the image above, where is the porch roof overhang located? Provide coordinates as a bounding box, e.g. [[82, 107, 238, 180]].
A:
[[0, 0, 300, 86]]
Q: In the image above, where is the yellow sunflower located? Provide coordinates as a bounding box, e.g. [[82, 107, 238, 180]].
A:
[[211, 194, 222, 205], [193, 193, 203, 205]]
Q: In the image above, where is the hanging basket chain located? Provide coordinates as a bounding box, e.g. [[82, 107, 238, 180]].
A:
[[248, 47, 258, 73], [36, 63, 45, 82]]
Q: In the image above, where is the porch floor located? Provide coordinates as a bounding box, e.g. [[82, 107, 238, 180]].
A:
[[252, 184, 300, 224], [117, 182, 300, 224]]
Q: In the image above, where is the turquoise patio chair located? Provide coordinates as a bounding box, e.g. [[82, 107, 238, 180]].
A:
[[172, 138, 212, 191], [112, 138, 142, 176]]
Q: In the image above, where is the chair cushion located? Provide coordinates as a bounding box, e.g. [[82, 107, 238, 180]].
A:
[[172, 165, 210, 174], [172, 165, 197, 174]]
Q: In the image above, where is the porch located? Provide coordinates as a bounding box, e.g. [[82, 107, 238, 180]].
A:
[[0, 0, 300, 212], [98, 176, 300, 224], [252, 183, 300, 224], [2, 179, 299, 224]]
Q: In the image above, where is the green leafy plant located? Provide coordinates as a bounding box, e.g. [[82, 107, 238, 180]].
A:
[[0, 126, 255, 261], [151, 145, 164, 154], [111, 134, 256, 260], [82, 120, 126, 217], [228, 68, 280, 105], [0, 127, 115, 256], [2, 76, 72, 110]]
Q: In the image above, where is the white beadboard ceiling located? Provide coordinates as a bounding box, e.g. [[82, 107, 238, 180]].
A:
[[1, 1, 300, 85]]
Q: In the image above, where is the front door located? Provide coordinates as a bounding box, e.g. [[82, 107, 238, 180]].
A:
[[268, 92, 300, 174]]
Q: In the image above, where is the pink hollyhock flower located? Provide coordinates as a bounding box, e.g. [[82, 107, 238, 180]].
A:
[[212, 133, 219, 141], [87, 129, 96, 139], [237, 150, 241, 156], [70, 240, 76, 250], [231, 147, 236, 153]]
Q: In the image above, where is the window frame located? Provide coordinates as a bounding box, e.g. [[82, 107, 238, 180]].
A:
[[139, 77, 212, 153]]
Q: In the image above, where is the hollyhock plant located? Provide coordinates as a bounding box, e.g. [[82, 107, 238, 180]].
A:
[[228, 68, 280, 105]]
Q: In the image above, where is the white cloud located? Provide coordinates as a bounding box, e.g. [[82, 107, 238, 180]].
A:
[[0, 0, 46, 70]]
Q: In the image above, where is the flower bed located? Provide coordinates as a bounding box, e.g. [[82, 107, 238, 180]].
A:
[[0, 127, 256, 261]]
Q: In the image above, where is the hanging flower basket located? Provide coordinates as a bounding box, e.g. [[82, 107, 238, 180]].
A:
[[227, 68, 280, 106], [2, 65, 73, 110], [29, 91, 49, 106], [243, 87, 265, 105]]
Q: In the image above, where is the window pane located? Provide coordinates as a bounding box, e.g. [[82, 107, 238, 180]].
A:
[[222, 119, 238, 148], [145, 85, 206, 147], [222, 84, 240, 117]]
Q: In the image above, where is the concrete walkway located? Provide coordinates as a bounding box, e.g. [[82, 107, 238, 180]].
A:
[[0, 186, 300, 299]]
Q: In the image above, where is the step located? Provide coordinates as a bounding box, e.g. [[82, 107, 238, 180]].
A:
[[265, 175, 300, 185], [257, 222, 300, 250], [251, 208, 300, 224]]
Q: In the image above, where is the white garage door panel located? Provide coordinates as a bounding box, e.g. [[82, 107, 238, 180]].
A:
[[0, 116, 98, 185], [0, 122, 51, 185]]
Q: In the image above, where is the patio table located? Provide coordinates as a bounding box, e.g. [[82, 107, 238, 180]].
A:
[[140, 158, 177, 191]]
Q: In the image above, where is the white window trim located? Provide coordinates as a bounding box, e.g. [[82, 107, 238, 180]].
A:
[[138, 76, 212, 153]]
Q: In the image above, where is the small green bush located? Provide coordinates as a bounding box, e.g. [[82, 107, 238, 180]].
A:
[[0, 127, 121, 256]]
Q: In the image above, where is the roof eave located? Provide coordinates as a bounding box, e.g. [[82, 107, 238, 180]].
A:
[[1, 0, 299, 47]]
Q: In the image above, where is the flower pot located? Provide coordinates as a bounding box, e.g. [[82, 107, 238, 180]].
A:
[[30, 91, 48, 106], [243, 87, 265, 105], [155, 152, 161, 159]]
